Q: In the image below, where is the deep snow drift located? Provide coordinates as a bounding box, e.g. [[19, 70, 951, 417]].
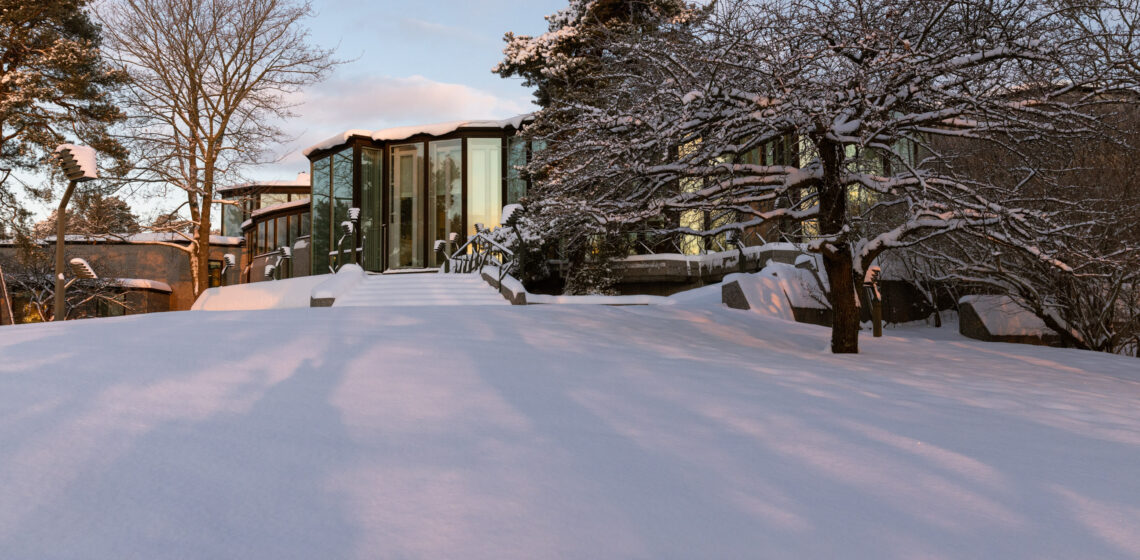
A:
[[0, 296, 1138, 559]]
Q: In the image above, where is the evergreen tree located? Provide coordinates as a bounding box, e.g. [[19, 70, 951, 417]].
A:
[[494, 0, 699, 108], [0, 0, 127, 216]]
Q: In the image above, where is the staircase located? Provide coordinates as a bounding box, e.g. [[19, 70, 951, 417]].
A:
[[332, 271, 508, 308]]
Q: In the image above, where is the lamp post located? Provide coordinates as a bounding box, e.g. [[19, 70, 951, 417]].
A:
[[53, 145, 98, 321]]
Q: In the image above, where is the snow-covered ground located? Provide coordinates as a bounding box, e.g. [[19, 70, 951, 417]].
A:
[[1, 290, 1138, 559]]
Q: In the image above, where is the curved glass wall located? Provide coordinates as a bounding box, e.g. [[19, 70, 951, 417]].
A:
[[467, 138, 502, 235], [310, 156, 330, 274], [429, 139, 462, 267]]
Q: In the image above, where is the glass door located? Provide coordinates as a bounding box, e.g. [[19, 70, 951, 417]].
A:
[[389, 143, 424, 268]]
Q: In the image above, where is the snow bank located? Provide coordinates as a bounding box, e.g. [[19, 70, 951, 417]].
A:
[[959, 294, 1052, 336], [1, 300, 1139, 558], [191, 274, 330, 311], [526, 293, 671, 305], [309, 264, 365, 304], [724, 261, 829, 319]]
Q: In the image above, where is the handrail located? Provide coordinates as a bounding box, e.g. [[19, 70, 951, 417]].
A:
[[446, 231, 517, 278]]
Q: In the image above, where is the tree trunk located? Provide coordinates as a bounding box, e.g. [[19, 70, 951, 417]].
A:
[[817, 138, 859, 353], [823, 244, 860, 353]]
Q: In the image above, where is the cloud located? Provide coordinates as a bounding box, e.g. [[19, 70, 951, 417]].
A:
[[399, 18, 496, 46], [253, 75, 535, 181]]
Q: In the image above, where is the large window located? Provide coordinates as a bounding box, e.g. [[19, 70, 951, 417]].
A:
[[261, 193, 289, 208], [429, 139, 462, 266], [311, 156, 331, 274], [390, 143, 423, 268], [506, 137, 527, 205], [361, 147, 383, 271], [331, 150, 354, 268], [221, 200, 244, 237], [467, 138, 502, 235]]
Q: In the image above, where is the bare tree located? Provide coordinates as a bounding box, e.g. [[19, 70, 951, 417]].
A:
[[100, 0, 338, 296], [0, 237, 131, 322], [518, 0, 1123, 353]]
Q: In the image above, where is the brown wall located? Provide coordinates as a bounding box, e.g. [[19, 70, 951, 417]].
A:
[[0, 241, 242, 312]]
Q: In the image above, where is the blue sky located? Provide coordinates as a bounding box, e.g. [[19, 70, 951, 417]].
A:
[[257, 0, 567, 181]]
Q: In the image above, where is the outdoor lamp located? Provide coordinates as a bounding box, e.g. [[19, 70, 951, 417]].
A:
[[53, 145, 98, 321], [221, 253, 236, 275], [68, 258, 98, 280]]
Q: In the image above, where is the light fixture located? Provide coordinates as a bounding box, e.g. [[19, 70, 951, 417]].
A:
[[68, 258, 98, 280], [52, 145, 98, 321]]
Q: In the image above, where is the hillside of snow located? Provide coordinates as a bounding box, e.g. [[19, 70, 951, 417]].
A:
[[0, 298, 1138, 559]]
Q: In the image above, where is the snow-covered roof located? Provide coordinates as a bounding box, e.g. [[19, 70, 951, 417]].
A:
[[114, 278, 173, 293], [36, 233, 244, 246], [302, 114, 533, 157], [217, 172, 311, 193], [54, 144, 98, 179], [251, 198, 310, 219]]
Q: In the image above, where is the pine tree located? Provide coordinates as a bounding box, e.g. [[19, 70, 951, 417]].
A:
[[0, 0, 127, 207]]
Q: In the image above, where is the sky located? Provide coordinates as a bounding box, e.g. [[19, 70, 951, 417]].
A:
[[253, 0, 567, 182], [14, 0, 564, 223]]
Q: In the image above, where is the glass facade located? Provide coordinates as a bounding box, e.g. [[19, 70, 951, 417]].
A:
[[331, 150, 354, 268], [299, 127, 529, 275], [311, 156, 331, 273], [390, 143, 424, 268], [262, 193, 289, 207], [467, 138, 502, 235], [221, 203, 244, 237], [507, 137, 527, 205], [428, 139, 462, 267], [361, 147, 383, 271]]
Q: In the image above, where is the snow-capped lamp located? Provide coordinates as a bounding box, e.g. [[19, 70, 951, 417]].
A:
[[68, 258, 98, 281], [52, 144, 98, 321], [55, 144, 99, 182]]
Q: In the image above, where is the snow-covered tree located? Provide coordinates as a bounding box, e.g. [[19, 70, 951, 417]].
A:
[[495, 0, 700, 109], [522, 0, 1125, 353], [0, 0, 127, 224], [100, 0, 339, 297]]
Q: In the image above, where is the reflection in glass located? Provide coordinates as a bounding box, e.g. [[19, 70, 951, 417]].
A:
[[221, 199, 244, 237], [311, 156, 330, 274], [467, 138, 502, 235], [261, 193, 289, 208], [276, 216, 288, 250], [429, 139, 462, 266], [361, 148, 383, 271], [332, 150, 354, 268], [389, 143, 423, 268], [507, 137, 527, 205]]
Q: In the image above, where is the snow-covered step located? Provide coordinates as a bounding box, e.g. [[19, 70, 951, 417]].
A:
[[332, 272, 508, 307]]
